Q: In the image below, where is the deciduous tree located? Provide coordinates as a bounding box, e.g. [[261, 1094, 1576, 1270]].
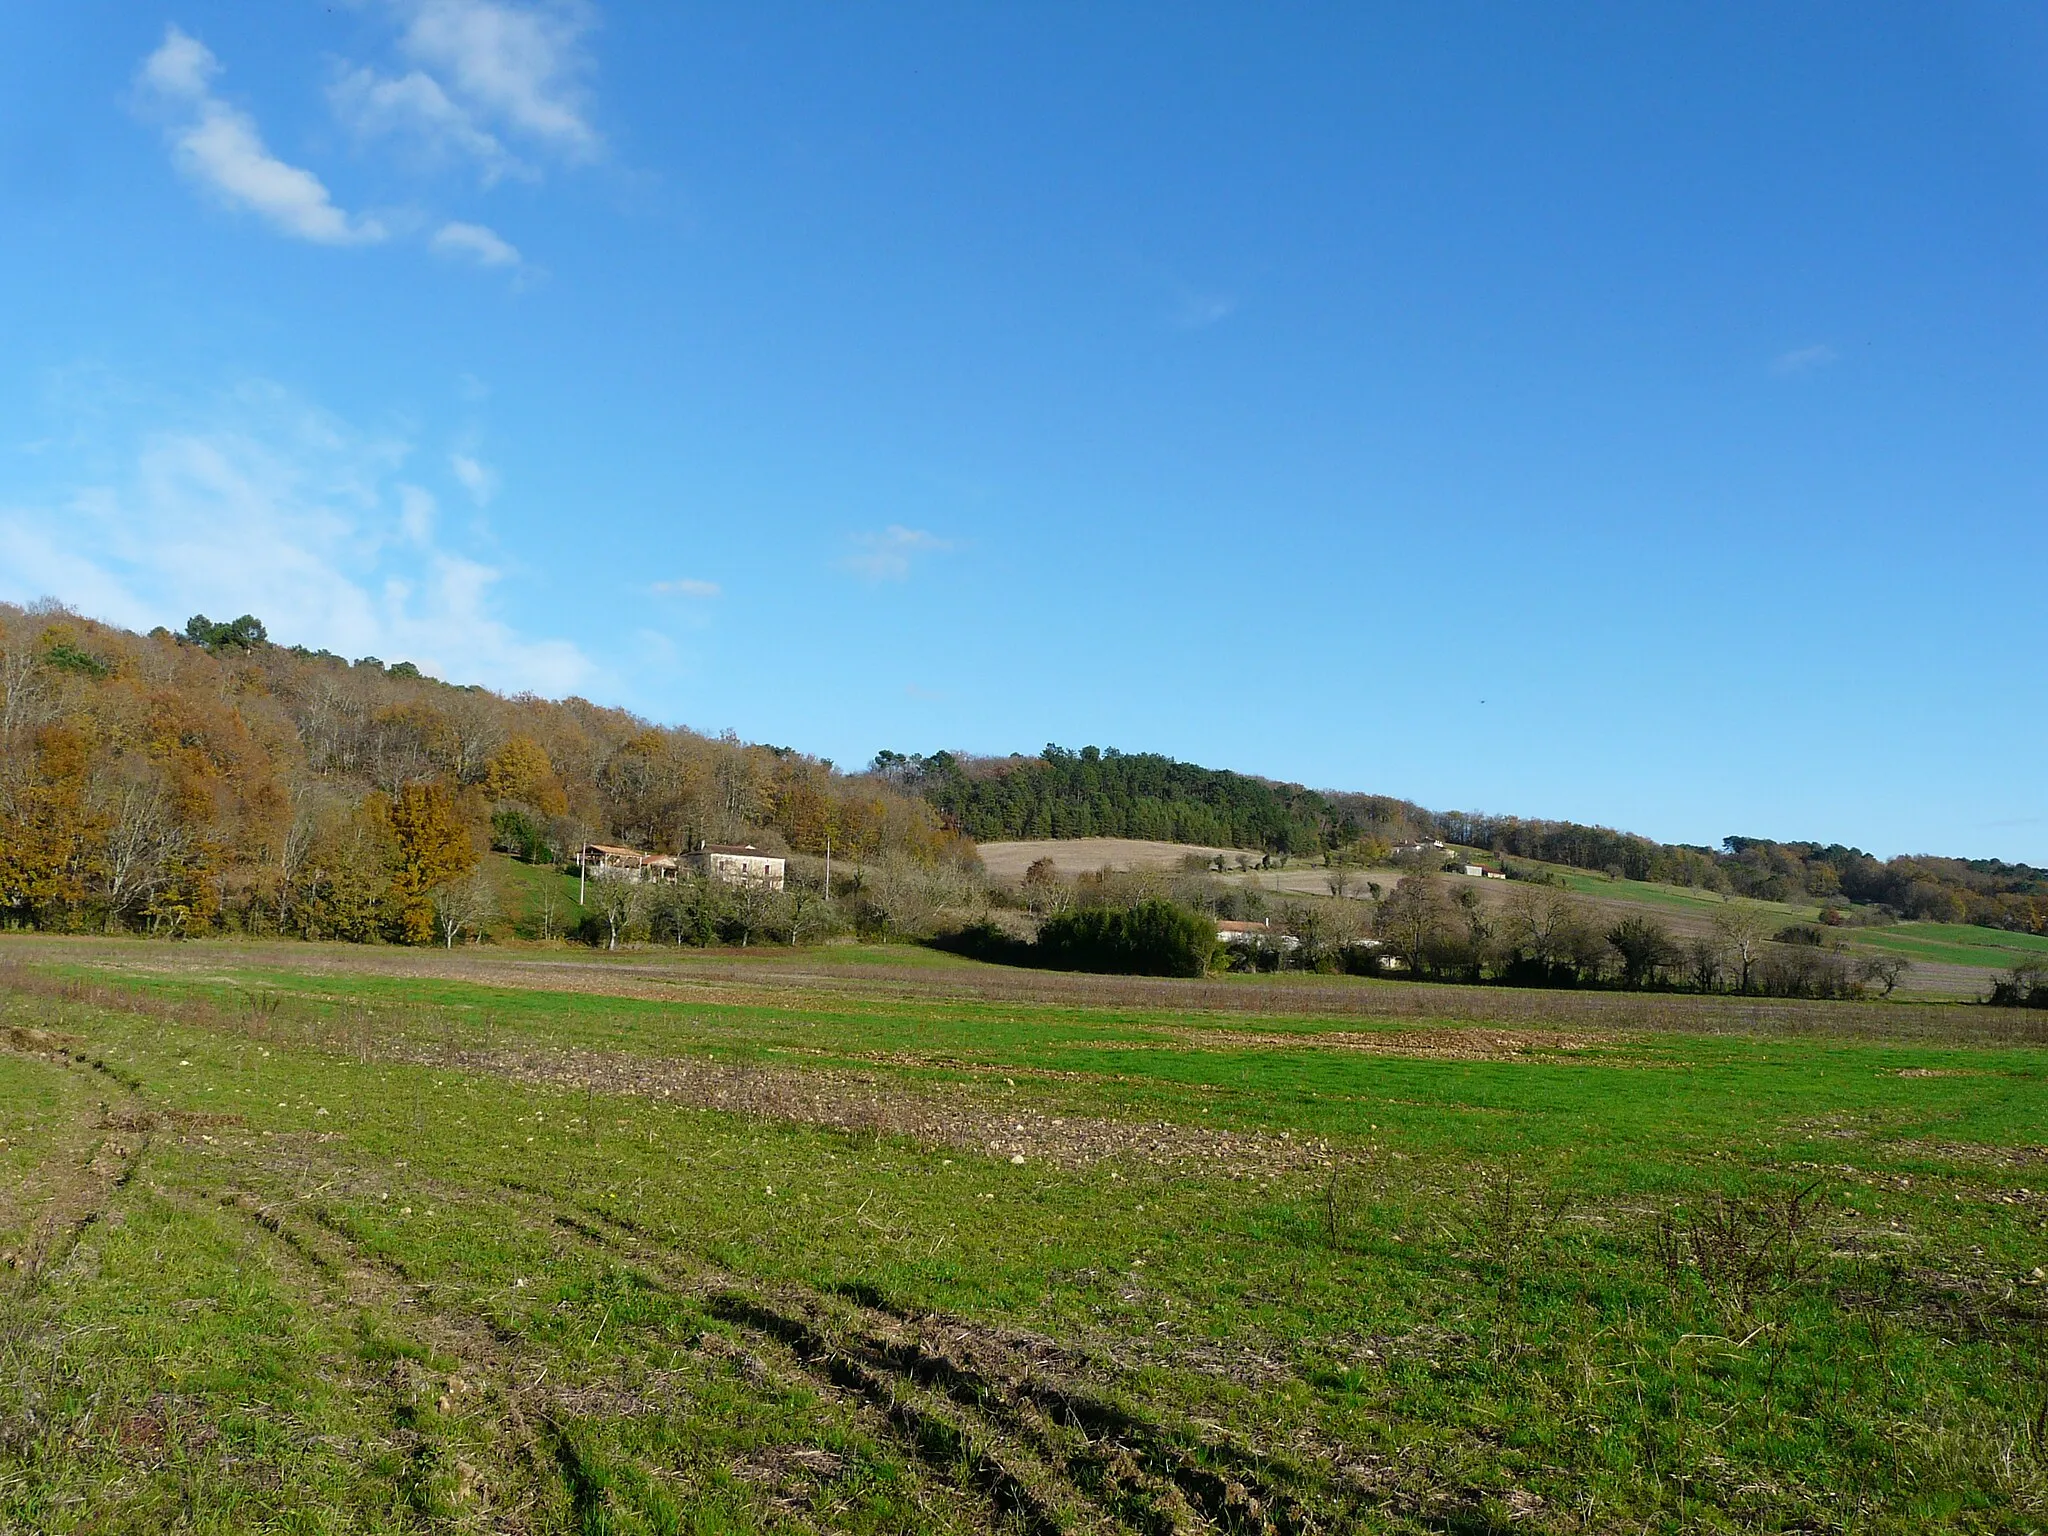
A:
[[384, 782, 476, 945]]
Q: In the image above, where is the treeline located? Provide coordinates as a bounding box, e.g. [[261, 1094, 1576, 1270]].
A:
[[877, 746, 1338, 853], [0, 605, 973, 941], [881, 745, 2048, 936], [1002, 861, 1917, 998], [1359, 877, 1910, 1000]]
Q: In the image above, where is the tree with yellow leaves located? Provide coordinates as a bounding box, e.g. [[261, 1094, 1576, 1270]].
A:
[[482, 735, 567, 815], [383, 782, 476, 945]]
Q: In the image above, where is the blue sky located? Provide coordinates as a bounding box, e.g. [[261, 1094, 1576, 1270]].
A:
[[3, 3, 2046, 861]]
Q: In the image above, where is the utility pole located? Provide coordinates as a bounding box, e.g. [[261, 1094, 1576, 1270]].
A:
[[578, 845, 585, 906], [824, 833, 832, 899]]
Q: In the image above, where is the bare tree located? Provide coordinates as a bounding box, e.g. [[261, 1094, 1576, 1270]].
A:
[[441, 691, 505, 784], [93, 764, 187, 932], [1856, 953, 1913, 997], [432, 866, 501, 948], [1022, 856, 1070, 917], [273, 786, 320, 932], [588, 876, 644, 951], [1283, 898, 1362, 970], [1502, 885, 1580, 968], [533, 877, 566, 942], [1711, 906, 1775, 995], [1376, 875, 1447, 975], [0, 648, 51, 741]]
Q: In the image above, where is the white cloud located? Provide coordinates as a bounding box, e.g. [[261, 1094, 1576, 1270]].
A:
[[399, 0, 603, 159], [140, 25, 218, 98], [653, 577, 720, 598], [331, 65, 527, 183], [337, 0, 600, 178], [0, 383, 591, 695], [1771, 343, 1838, 376], [842, 525, 954, 582], [432, 220, 522, 267], [138, 27, 385, 246], [448, 449, 499, 502]]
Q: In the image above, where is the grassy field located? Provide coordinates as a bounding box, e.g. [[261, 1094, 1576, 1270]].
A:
[[1852, 923, 2048, 973], [3, 937, 2047, 1534]]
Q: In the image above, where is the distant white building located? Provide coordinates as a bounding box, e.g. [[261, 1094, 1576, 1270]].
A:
[[1217, 918, 1298, 951], [1460, 863, 1507, 880]]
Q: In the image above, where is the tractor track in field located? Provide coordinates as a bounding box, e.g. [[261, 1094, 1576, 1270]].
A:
[[1, 1025, 155, 1285], [213, 1157, 1041, 1534], [494, 1176, 1346, 1536], [195, 1175, 585, 1535]]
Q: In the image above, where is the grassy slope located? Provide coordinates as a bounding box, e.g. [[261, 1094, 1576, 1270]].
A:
[[3, 941, 2046, 1532], [490, 854, 588, 939]]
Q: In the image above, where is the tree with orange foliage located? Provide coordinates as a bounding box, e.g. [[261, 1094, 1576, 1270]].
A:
[[383, 782, 476, 944], [482, 735, 567, 815], [0, 724, 95, 926]]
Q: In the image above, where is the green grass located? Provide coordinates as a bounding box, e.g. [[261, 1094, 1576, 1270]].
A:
[[1853, 922, 2048, 973], [1490, 860, 2044, 994], [1542, 865, 1821, 924], [4, 940, 2047, 1532], [492, 854, 588, 939]]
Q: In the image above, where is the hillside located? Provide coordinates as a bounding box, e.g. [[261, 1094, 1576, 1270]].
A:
[[6, 599, 2044, 970], [0, 604, 968, 942], [887, 746, 2048, 941]]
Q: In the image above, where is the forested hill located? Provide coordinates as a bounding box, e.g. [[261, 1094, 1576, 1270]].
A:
[[875, 746, 1335, 851], [879, 746, 2048, 935], [0, 604, 969, 941]]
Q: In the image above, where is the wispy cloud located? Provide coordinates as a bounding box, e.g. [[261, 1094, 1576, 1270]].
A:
[[0, 381, 591, 694], [336, 0, 602, 182], [402, 0, 602, 158], [653, 577, 721, 598], [448, 449, 498, 502], [138, 27, 385, 246], [1771, 343, 1838, 376], [842, 525, 954, 582], [331, 64, 527, 183], [397, 482, 438, 543], [432, 220, 521, 267]]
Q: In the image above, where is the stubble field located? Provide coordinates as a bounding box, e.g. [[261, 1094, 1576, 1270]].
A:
[[2, 936, 2046, 1534]]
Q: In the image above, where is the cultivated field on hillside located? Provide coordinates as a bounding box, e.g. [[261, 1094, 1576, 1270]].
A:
[[3, 938, 2045, 1534]]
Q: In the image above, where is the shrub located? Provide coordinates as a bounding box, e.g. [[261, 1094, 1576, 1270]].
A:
[[1988, 961, 2048, 1009], [1774, 923, 1829, 947], [1035, 898, 1216, 978]]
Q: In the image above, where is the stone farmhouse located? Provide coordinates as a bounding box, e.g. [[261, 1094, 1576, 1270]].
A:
[[689, 844, 786, 890], [578, 842, 786, 891]]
